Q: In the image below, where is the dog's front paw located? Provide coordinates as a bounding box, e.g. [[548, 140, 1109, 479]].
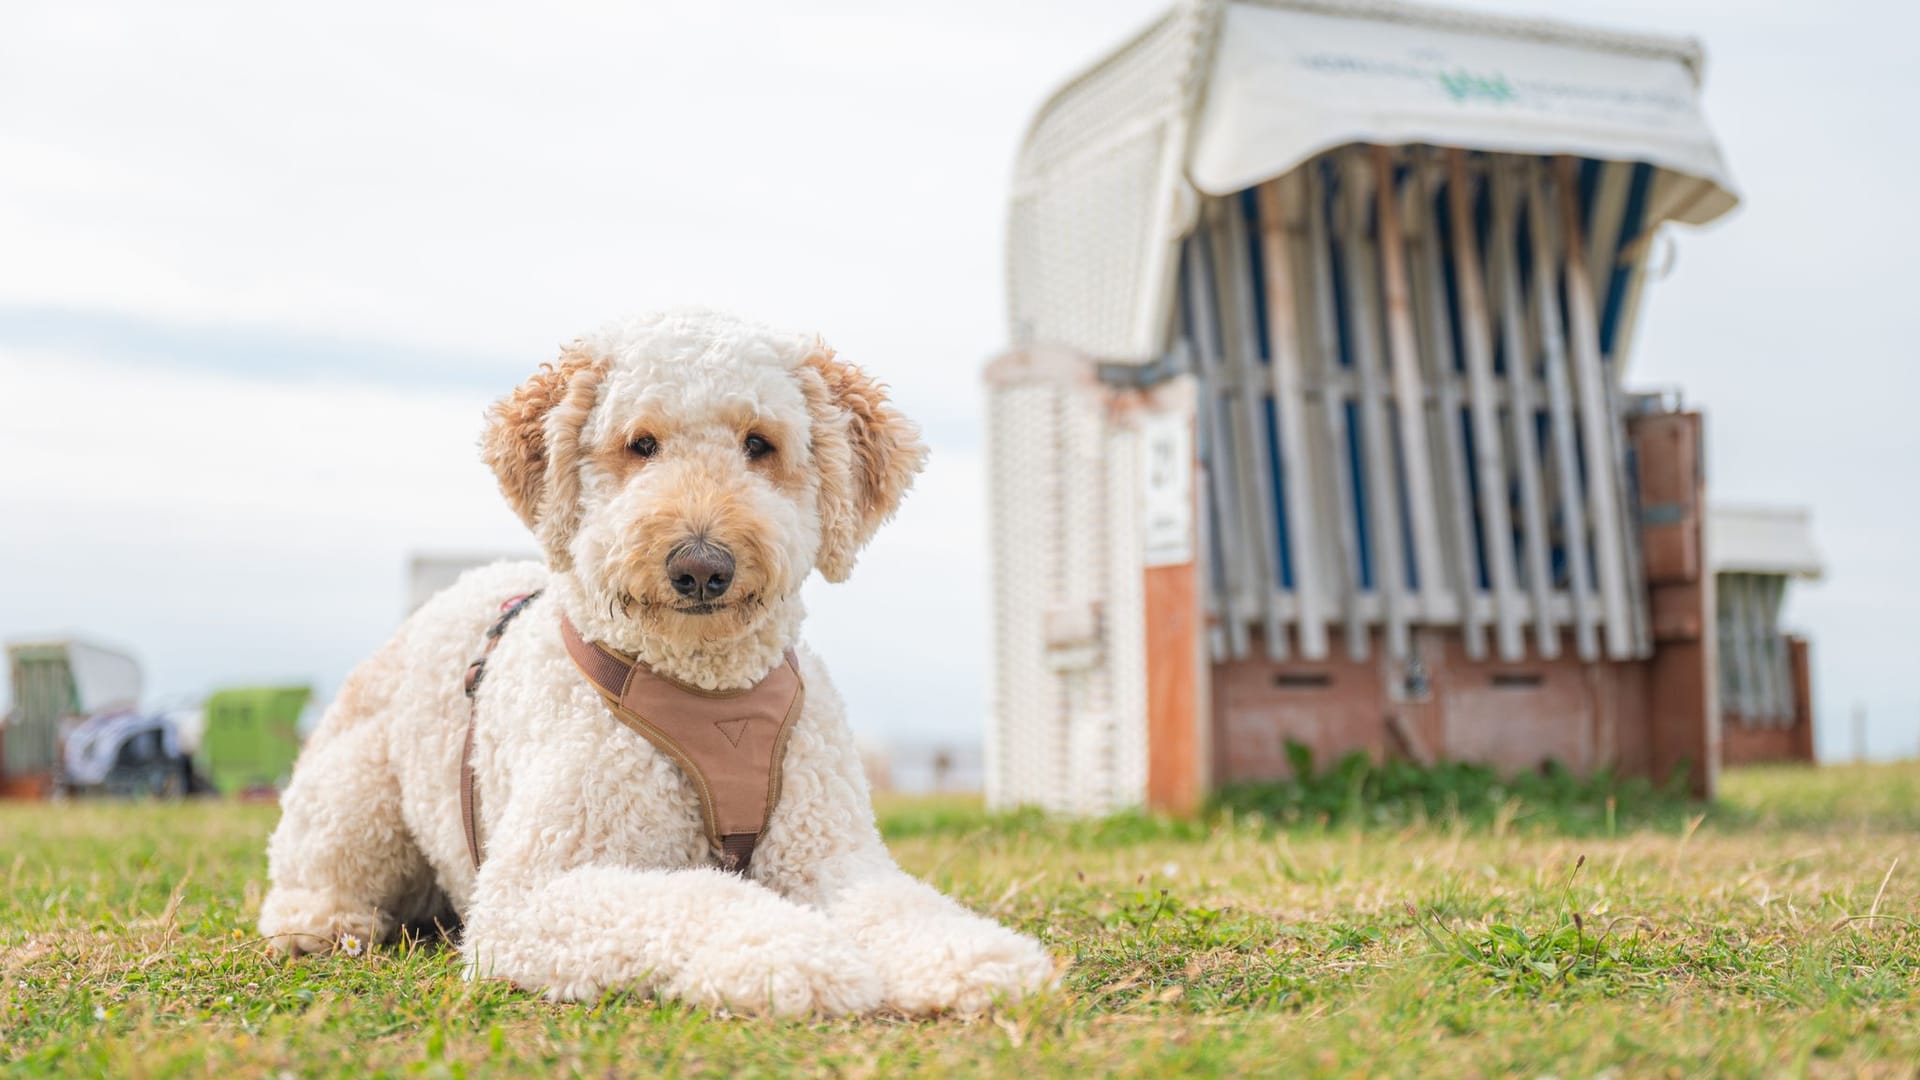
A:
[[258, 886, 392, 958], [875, 921, 1060, 1016], [538, 976, 614, 1005], [669, 934, 884, 1018], [500, 937, 881, 1015]]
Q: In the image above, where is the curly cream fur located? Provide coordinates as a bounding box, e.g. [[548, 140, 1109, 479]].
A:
[[260, 308, 1053, 1016]]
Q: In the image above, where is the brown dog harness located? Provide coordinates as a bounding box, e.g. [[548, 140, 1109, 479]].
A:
[[461, 591, 543, 871], [461, 595, 805, 875]]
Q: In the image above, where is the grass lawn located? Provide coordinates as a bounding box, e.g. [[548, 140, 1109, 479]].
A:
[[5, 762, 1920, 1077]]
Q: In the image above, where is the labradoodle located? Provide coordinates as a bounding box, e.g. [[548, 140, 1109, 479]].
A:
[[258, 309, 1056, 1016]]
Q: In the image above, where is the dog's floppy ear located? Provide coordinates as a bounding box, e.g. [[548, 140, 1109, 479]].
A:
[[480, 346, 608, 571], [801, 343, 929, 583]]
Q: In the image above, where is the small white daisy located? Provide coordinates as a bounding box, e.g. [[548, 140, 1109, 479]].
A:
[[338, 933, 365, 957]]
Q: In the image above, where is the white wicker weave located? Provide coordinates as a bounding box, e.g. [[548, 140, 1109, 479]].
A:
[[1007, 3, 1216, 363], [984, 351, 1160, 813]]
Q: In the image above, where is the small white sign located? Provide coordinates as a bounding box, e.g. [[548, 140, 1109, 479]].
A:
[[1142, 413, 1194, 567]]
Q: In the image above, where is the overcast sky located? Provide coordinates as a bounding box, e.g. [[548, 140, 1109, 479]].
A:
[[2, 0, 1915, 760]]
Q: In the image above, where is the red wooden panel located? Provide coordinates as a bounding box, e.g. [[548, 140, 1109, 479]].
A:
[[1145, 563, 1202, 814]]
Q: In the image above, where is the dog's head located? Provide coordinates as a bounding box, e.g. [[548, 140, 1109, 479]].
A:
[[480, 310, 926, 647]]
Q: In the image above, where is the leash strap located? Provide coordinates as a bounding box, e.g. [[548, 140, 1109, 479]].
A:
[[461, 591, 541, 871]]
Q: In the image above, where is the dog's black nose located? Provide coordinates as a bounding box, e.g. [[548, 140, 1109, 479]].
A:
[[666, 542, 735, 602]]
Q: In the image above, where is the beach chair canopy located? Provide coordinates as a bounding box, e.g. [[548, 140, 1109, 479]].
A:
[[1708, 506, 1824, 581], [1007, 0, 1740, 363]]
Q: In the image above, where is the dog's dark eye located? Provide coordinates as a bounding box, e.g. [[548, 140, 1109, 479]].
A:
[[628, 435, 658, 459], [744, 434, 774, 460]]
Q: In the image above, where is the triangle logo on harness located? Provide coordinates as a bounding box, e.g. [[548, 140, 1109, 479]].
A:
[[714, 717, 749, 748]]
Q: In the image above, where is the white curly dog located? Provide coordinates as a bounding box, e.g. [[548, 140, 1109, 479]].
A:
[[258, 309, 1055, 1016]]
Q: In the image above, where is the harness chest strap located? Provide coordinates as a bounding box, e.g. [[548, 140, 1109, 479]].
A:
[[460, 596, 804, 876], [558, 615, 805, 873]]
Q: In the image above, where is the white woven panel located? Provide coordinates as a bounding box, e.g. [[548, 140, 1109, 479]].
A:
[[1059, 372, 1107, 813], [986, 355, 1155, 813], [985, 381, 1061, 810], [1007, 5, 1214, 361], [1102, 421, 1150, 810]]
